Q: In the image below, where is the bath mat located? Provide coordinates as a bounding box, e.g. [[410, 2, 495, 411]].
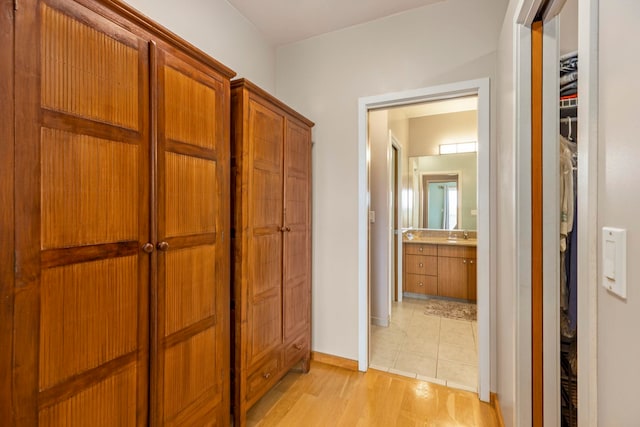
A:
[[423, 299, 476, 321]]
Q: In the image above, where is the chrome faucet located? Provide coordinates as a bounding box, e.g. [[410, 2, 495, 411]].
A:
[[462, 230, 469, 240]]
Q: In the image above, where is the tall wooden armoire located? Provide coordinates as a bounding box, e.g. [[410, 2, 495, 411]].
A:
[[230, 79, 314, 426], [1, 0, 233, 424]]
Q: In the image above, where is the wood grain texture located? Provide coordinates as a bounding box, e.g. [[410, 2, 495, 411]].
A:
[[39, 367, 137, 427], [164, 245, 216, 336], [437, 257, 468, 300], [531, 19, 544, 427], [404, 254, 437, 276], [41, 3, 140, 130], [247, 361, 500, 427], [41, 128, 139, 248], [163, 329, 218, 421], [39, 256, 138, 389], [404, 273, 438, 295], [0, 0, 15, 419], [232, 80, 313, 426], [310, 352, 359, 372], [404, 243, 437, 256], [164, 66, 217, 150]]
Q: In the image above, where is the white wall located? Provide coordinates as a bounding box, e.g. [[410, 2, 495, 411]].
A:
[[369, 110, 391, 326], [275, 0, 506, 362], [495, 0, 520, 425], [124, 0, 276, 92], [598, 1, 640, 424], [408, 111, 478, 157], [559, 0, 579, 55]]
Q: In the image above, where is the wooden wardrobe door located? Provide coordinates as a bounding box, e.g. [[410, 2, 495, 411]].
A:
[[154, 46, 230, 426], [283, 120, 311, 344], [246, 99, 284, 368], [14, 0, 150, 425]]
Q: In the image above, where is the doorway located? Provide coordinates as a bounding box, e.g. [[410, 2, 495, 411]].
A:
[[358, 78, 492, 401]]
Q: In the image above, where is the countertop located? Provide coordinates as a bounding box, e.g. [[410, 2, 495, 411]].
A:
[[403, 237, 477, 247]]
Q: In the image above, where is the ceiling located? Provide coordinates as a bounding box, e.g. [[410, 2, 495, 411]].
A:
[[227, 0, 445, 46]]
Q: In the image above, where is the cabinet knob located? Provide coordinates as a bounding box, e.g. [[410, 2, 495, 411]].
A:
[[141, 243, 154, 254], [419, 263, 424, 267], [263, 372, 271, 380], [280, 226, 286, 232], [470, 260, 474, 264], [419, 247, 423, 252], [418, 282, 424, 287], [286, 226, 291, 232], [463, 259, 467, 264], [156, 241, 169, 251], [294, 343, 303, 350]]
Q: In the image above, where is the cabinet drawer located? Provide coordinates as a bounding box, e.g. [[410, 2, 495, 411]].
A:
[[405, 254, 437, 275], [284, 334, 309, 367], [404, 243, 437, 256], [404, 274, 437, 295], [246, 354, 281, 401], [437, 245, 476, 258]]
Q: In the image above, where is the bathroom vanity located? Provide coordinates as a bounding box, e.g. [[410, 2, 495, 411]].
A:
[[403, 235, 477, 302]]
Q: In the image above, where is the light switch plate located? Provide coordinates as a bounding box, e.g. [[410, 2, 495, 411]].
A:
[[602, 227, 627, 299]]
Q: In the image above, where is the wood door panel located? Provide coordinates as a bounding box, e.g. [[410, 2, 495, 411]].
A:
[[250, 234, 282, 296], [252, 168, 283, 229], [156, 46, 229, 426], [437, 257, 468, 299], [164, 152, 217, 237], [285, 175, 308, 227], [165, 245, 216, 336], [249, 296, 281, 363], [285, 120, 310, 179], [39, 256, 138, 389], [249, 100, 283, 171], [41, 3, 140, 131], [41, 128, 139, 249], [283, 280, 309, 339], [39, 366, 137, 427], [163, 329, 219, 421], [284, 230, 307, 284], [163, 66, 217, 150]]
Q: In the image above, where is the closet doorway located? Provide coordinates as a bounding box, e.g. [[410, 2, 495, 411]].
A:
[[358, 78, 492, 401]]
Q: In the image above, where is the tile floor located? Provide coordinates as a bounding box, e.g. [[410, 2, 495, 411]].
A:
[[370, 297, 478, 392]]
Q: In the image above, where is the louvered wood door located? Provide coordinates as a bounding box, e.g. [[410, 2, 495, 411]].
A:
[[154, 45, 230, 427], [246, 99, 284, 369], [282, 119, 311, 345], [14, 0, 150, 424]]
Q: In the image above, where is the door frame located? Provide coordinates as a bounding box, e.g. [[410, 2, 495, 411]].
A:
[[514, 0, 600, 424], [389, 134, 402, 304], [357, 78, 492, 402]]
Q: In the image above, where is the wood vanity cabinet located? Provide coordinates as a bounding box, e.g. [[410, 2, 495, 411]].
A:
[[230, 79, 314, 426], [437, 245, 477, 301], [403, 243, 477, 301], [4, 0, 234, 425], [404, 244, 438, 295]]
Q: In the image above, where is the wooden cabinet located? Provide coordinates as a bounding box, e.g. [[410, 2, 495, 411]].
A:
[[437, 245, 477, 301], [231, 79, 314, 426], [403, 242, 476, 301], [3, 0, 234, 424]]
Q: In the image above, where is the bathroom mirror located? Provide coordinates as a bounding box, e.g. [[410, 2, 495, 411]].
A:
[[407, 152, 477, 230]]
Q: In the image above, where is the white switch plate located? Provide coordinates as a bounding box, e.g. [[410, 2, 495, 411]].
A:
[[602, 227, 627, 299]]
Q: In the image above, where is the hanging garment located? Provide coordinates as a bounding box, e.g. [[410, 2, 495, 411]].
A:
[[560, 134, 576, 312]]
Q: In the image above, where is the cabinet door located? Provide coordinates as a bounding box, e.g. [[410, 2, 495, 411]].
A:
[[246, 99, 284, 367], [14, 0, 150, 424], [283, 119, 311, 341], [468, 258, 477, 302], [437, 257, 468, 299], [155, 46, 230, 426]]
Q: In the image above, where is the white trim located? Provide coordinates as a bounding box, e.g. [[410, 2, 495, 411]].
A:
[[517, 0, 546, 24], [515, 23, 533, 426], [390, 133, 403, 304], [542, 17, 560, 427], [577, 0, 599, 424], [357, 78, 492, 402]]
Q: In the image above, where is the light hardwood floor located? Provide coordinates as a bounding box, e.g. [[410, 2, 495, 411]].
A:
[[246, 361, 500, 426]]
